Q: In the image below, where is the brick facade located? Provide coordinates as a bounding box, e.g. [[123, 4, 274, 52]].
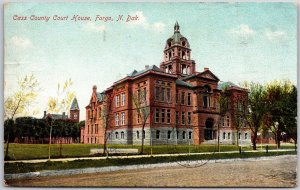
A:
[[81, 22, 251, 145]]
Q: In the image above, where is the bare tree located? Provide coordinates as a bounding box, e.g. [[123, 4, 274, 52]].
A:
[[47, 78, 75, 160], [100, 92, 115, 156], [4, 74, 39, 160], [132, 88, 151, 154]]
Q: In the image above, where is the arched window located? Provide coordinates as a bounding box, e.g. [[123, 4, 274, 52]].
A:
[[245, 133, 248, 139], [121, 131, 124, 139], [223, 132, 226, 140], [156, 130, 160, 139], [182, 131, 186, 139], [228, 133, 231, 139], [115, 132, 119, 139], [182, 41, 186, 47], [189, 131, 192, 139], [137, 131, 140, 139]]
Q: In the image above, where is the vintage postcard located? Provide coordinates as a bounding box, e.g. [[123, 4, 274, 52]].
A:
[[3, 2, 297, 187]]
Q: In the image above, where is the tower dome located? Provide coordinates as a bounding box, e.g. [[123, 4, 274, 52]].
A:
[[165, 21, 190, 49]]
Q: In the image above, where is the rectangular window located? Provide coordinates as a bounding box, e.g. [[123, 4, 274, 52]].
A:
[[239, 133, 241, 140], [161, 87, 165, 101], [155, 109, 159, 123], [222, 117, 225, 127], [188, 112, 191, 125], [181, 92, 185, 104], [166, 88, 171, 102], [121, 132, 124, 139], [167, 109, 171, 123], [121, 93, 125, 106], [115, 113, 119, 126], [137, 112, 140, 124], [176, 111, 179, 124], [245, 133, 248, 139], [223, 132, 226, 140], [88, 125, 89, 134], [143, 87, 147, 101], [181, 112, 185, 125], [203, 96, 208, 108], [115, 132, 118, 139], [121, 112, 125, 125], [187, 93, 191, 105], [161, 109, 165, 123], [116, 95, 120, 107], [176, 90, 179, 103], [155, 87, 159, 100], [228, 132, 231, 139]]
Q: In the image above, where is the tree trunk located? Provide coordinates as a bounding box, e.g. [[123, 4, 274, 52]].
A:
[[252, 132, 257, 150], [140, 123, 146, 154]]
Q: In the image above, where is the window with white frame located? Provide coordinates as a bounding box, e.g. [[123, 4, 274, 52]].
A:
[[167, 88, 171, 102], [121, 131, 124, 139], [227, 115, 230, 127], [161, 109, 165, 123], [161, 87, 165, 101], [115, 132, 119, 139], [223, 132, 226, 140], [155, 109, 159, 123], [228, 132, 231, 139], [188, 112, 191, 125], [167, 109, 171, 123], [182, 131, 186, 139], [181, 112, 185, 125], [155, 87, 159, 100], [121, 93, 125, 106], [116, 95, 120, 107], [121, 112, 125, 125], [187, 93, 191, 105], [115, 113, 119, 126], [181, 92, 185, 104], [176, 111, 179, 124]]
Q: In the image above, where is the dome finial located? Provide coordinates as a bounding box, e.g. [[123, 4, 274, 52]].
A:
[[174, 21, 180, 33]]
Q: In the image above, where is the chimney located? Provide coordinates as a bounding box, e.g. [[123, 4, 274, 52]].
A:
[[204, 67, 209, 71], [93, 85, 97, 93], [44, 111, 46, 117], [145, 65, 149, 69]]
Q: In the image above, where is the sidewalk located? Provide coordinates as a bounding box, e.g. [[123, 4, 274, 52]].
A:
[[4, 149, 295, 164]]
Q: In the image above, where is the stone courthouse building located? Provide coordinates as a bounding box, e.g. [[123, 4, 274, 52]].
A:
[[81, 22, 251, 145]]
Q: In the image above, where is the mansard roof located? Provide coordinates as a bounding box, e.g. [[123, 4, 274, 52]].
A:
[[70, 97, 79, 110], [176, 79, 194, 88]]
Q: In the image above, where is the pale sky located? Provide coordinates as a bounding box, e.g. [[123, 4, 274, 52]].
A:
[[4, 2, 297, 121]]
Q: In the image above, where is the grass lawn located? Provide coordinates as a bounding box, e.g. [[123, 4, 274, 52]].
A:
[[4, 143, 296, 160], [4, 151, 296, 174]]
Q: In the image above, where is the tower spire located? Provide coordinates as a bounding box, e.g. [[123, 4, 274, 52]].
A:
[[174, 21, 180, 33]]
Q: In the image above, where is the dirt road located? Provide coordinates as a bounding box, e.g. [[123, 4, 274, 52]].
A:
[[6, 155, 297, 187]]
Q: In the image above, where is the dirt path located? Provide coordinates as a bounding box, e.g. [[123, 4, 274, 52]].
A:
[[6, 155, 297, 187]]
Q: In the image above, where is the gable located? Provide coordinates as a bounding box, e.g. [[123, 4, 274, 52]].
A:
[[198, 70, 220, 81]]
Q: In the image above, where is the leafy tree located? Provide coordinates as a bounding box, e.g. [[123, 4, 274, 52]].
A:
[[241, 82, 267, 150], [4, 74, 39, 160], [265, 80, 296, 148]]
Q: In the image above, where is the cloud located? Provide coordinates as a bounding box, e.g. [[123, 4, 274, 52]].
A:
[[227, 24, 256, 44], [126, 11, 165, 33], [229, 24, 256, 37], [265, 29, 287, 41], [83, 22, 106, 32], [11, 36, 32, 48]]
